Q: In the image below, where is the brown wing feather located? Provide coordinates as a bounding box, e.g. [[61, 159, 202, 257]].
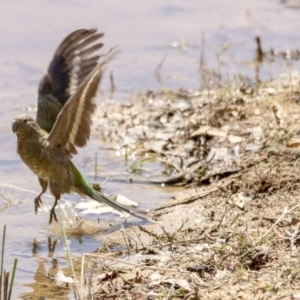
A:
[[37, 29, 105, 133], [47, 49, 117, 156], [38, 29, 104, 101]]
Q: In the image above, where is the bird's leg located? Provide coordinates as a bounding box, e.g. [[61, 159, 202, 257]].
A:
[[35, 178, 48, 214], [49, 196, 60, 224]]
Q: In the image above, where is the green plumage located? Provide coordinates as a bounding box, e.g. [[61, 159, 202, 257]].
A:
[[12, 29, 148, 224]]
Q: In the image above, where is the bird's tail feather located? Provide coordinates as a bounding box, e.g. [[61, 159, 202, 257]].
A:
[[88, 187, 150, 222], [71, 162, 151, 222]]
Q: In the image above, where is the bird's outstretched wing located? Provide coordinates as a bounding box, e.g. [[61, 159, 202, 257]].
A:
[[37, 29, 104, 132], [47, 49, 117, 155]]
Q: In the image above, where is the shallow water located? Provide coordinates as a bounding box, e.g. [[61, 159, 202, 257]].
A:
[[0, 0, 300, 298]]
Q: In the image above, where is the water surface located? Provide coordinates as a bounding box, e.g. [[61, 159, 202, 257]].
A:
[[0, 0, 299, 298]]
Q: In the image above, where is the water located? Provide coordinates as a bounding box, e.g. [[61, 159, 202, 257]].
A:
[[0, 0, 299, 298]]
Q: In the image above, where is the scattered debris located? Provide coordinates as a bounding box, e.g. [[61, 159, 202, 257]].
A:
[[86, 71, 300, 299]]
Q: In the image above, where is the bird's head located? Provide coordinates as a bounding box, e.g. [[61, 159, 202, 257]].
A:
[[12, 115, 40, 137]]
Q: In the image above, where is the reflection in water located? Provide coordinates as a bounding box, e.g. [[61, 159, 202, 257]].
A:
[[22, 238, 71, 300], [47, 237, 58, 256], [0, 0, 300, 298]]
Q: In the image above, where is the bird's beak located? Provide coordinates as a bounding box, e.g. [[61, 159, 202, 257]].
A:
[[12, 121, 18, 133]]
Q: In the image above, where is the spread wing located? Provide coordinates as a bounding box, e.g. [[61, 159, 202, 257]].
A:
[[47, 49, 117, 155], [37, 28, 104, 133]]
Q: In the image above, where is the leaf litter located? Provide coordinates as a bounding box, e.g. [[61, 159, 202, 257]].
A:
[[80, 70, 300, 299], [61, 36, 300, 299]]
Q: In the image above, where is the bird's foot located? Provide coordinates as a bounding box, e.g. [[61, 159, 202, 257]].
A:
[[34, 196, 43, 214], [49, 207, 58, 224]]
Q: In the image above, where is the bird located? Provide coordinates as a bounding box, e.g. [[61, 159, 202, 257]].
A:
[[12, 29, 148, 224]]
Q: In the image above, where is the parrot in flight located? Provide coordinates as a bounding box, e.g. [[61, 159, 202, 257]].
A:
[[12, 29, 147, 224]]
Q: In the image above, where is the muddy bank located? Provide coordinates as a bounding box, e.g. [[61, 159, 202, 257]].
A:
[[81, 72, 300, 299]]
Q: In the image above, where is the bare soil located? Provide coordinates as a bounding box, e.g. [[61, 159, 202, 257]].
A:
[[84, 72, 300, 299]]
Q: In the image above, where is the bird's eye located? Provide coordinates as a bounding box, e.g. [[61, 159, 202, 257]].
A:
[[23, 119, 28, 124]]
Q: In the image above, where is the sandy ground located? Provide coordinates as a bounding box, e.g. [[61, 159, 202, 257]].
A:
[[71, 71, 300, 299]]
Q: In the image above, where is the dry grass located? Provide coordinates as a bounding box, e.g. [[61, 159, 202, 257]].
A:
[[78, 71, 300, 299]]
